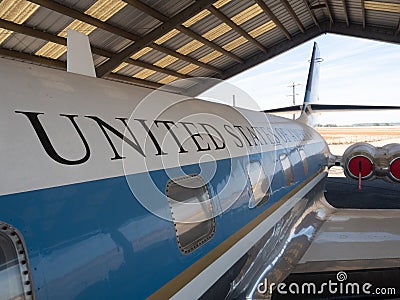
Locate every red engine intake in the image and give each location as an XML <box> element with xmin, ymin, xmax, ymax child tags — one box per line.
<box><xmin>341</xmin><ymin>143</ymin><xmax>400</xmax><ymax>184</ymax></box>
<box><xmin>342</xmin><ymin>143</ymin><xmax>376</xmax><ymax>180</ymax></box>
<box><xmin>382</xmin><ymin>143</ymin><xmax>400</xmax><ymax>183</ymax></box>
<box><xmin>389</xmin><ymin>157</ymin><xmax>400</xmax><ymax>182</ymax></box>
<box><xmin>347</xmin><ymin>155</ymin><xmax>374</xmax><ymax>179</ymax></box>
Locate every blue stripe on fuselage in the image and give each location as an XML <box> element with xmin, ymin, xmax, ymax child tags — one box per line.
<box><xmin>0</xmin><ymin>142</ymin><xmax>327</xmax><ymax>299</ymax></box>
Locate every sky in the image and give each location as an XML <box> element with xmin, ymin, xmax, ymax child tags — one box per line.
<box><xmin>222</xmin><ymin>33</ymin><xmax>400</xmax><ymax>125</ymax></box>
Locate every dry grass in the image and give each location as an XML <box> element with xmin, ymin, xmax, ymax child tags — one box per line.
<box><xmin>316</xmin><ymin>126</ymin><xmax>400</xmax><ymax>145</ymax></box>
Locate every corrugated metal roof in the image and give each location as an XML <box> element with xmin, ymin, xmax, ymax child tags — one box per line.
<box><xmin>2</xmin><ymin>32</ymin><xmax>46</xmax><ymax>53</ymax></box>
<box><xmin>142</xmin><ymin>0</ymin><xmax>195</xmax><ymax>17</ymax></box>
<box><xmin>0</xmin><ymin>0</ymin><xmax>398</xmax><ymax>90</ymax></box>
<box><xmin>367</xmin><ymin>10</ymin><xmax>399</xmax><ymax>28</ymax></box>
<box><xmin>106</xmin><ymin>4</ymin><xmax>160</xmax><ymax>36</ymax></box>
<box><xmin>89</xmin><ymin>29</ymin><xmax>130</xmax><ymax>53</ymax></box>
<box><xmin>24</xmin><ymin>7</ymin><xmax>75</xmax><ymax>34</ymax></box>
<box><xmin>146</xmin><ymin>71</ymin><xmax>167</xmax><ymax>82</ymax></box>
<box><xmin>346</xmin><ymin>0</ymin><xmax>364</xmax><ymax>25</ymax></box>
<box><xmin>329</xmin><ymin>1</ymin><xmax>346</xmax><ymax>23</ymax></box>
<box><xmin>117</xmin><ymin>64</ymin><xmax>144</xmax><ymax>76</ymax></box>
<box><xmin>162</xmin><ymin>32</ymin><xmax>197</xmax><ymax>53</ymax></box>
<box><xmin>57</xmin><ymin>0</ymin><xmax>98</xmax><ymax>11</ymax></box>
<box><xmin>93</xmin><ymin>53</ymin><xmax>107</xmax><ymax>66</ymax></box>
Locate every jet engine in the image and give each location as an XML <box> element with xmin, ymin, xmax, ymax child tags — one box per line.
<box><xmin>383</xmin><ymin>143</ymin><xmax>400</xmax><ymax>183</ymax></box>
<box><xmin>341</xmin><ymin>142</ymin><xmax>400</xmax><ymax>183</ymax></box>
<box><xmin>342</xmin><ymin>143</ymin><xmax>375</xmax><ymax>180</ymax></box>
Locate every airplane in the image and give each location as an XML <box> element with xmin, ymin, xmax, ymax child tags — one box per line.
<box><xmin>0</xmin><ymin>30</ymin><xmax>399</xmax><ymax>300</ymax></box>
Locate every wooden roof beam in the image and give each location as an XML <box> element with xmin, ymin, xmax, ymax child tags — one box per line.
<box><xmin>342</xmin><ymin>0</ymin><xmax>350</xmax><ymax>26</ymax></box>
<box><xmin>207</xmin><ymin>6</ymin><xmax>267</xmax><ymax>53</ymax></box>
<box><xmin>280</xmin><ymin>0</ymin><xmax>305</xmax><ymax>33</ymax></box>
<box><xmin>96</xmin><ymin>0</ymin><xmax>219</xmax><ymax>77</ymax></box>
<box><xmin>0</xmin><ymin>47</ymin><xmax>174</xmax><ymax>90</ymax></box>
<box><xmin>124</xmin><ymin>0</ymin><xmax>243</xmax><ymax>63</ymax></box>
<box><xmin>29</xmin><ymin>0</ymin><xmax>222</xmax><ymax>75</ymax></box>
<box><xmin>302</xmin><ymin>0</ymin><xmax>320</xmax><ymax>28</ymax></box>
<box><xmin>0</xmin><ymin>18</ymin><xmax>189</xmax><ymax>79</ymax></box>
<box><xmin>324</xmin><ymin>0</ymin><xmax>334</xmax><ymax>24</ymax></box>
<box><xmin>361</xmin><ymin>0</ymin><xmax>366</xmax><ymax>29</ymax></box>
<box><xmin>253</xmin><ymin>0</ymin><xmax>291</xmax><ymax>40</ymax></box>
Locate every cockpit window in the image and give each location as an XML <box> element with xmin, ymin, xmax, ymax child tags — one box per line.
<box><xmin>247</xmin><ymin>161</ymin><xmax>270</xmax><ymax>208</ymax></box>
<box><xmin>0</xmin><ymin>225</ymin><xmax>33</xmax><ymax>299</ymax></box>
<box><xmin>280</xmin><ymin>153</ymin><xmax>295</xmax><ymax>185</ymax></box>
<box><xmin>166</xmin><ymin>175</ymin><xmax>215</xmax><ymax>254</ymax></box>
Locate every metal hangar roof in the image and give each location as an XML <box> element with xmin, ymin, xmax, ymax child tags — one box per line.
<box><xmin>0</xmin><ymin>0</ymin><xmax>399</xmax><ymax>92</ymax></box>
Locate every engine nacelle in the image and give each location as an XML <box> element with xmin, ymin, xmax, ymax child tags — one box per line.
<box><xmin>342</xmin><ymin>143</ymin><xmax>375</xmax><ymax>180</ymax></box>
<box><xmin>341</xmin><ymin>142</ymin><xmax>400</xmax><ymax>183</ymax></box>
<box><xmin>383</xmin><ymin>143</ymin><xmax>400</xmax><ymax>183</ymax></box>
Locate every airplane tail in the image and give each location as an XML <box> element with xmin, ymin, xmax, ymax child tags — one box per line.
<box><xmin>263</xmin><ymin>42</ymin><xmax>400</xmax><ymax>124</ymax></box>
<box><xmin>297</xmin><ymin>42</ymin><xmax>321</xmax><ymax>126</ymax></box>
<box><xmin>262</xmin><ymin>42</ymin><xmax>322</xmax><ymax>127</ymax></box>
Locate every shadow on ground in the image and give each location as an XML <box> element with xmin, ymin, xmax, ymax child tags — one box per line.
<box><xmin>325</xmin><ymin>177</ymin><xmax>400</xmax><ymax>209</ymax></box>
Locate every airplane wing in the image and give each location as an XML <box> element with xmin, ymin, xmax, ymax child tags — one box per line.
<box><xmin>288</xmin><ymin>209</ymin><xmax>400</xmax><ymax>297</ymax></box>
<box><xmin>264</xmin><ymin>104</ymin><xmax>400</xmax><ymax>114</ymax></box>
<box><xmin>278</xmin><ymin>178</ymin><xmax>400</xmax><ymax>298</ymax></box>
<box><xmin>296</xmin><ymin>209</ymin><xmax>400</xmax><ymax>273</ymax></box>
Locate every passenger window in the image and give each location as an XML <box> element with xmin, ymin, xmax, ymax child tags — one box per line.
<box><xmin>280</xmin><ymin>153</ymin><xmax>294</xmax><ymax>185</ymax></box>
<box><xmin>0</xmin><ymin>226</ymin><xmax>33</xmax><ymax>299</ymax></box>
<box><xmin>166</xmin><ymin>175</ymin><xmax>215</xmax><ymax>254</ymax></box>
<box><xmin>298</xmin><ymin>148</ymin><xmax>309</xmax><ymax>174</ymax></box>
<box><xmin>247</xmin><ymin>161</ymin><xmax>270</xmax><ymax>208</ymax></box>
